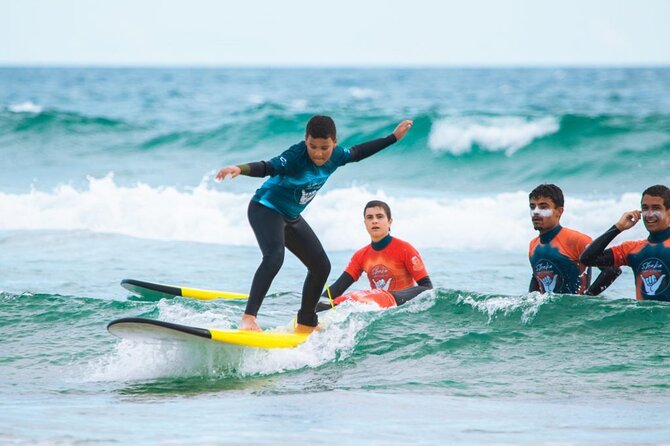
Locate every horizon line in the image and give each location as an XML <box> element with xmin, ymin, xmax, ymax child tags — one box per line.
<box><xmin>1</xmin><ymin>62</ymin><xmax>670</xmax><ymax>70</ymax></box>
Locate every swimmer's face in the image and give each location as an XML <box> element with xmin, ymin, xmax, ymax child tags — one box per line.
<box><xmin>641</xmin><ymin>194</ymin><xmax>670</xmax><ymax>233</ymax></box>
<box><xmin>305</xmin><ymin>135</ymin><xmax>337</xmax><ymax>167</ymax></box>
<box><xmin>364</xmin><ymin>206</ymin><xmax>392</xmax><ymax>242</ymax></box>
<box><xmin>529</xmin><ymin>196</ymin><xmax>563</xmax><ymax>233</ymax></box>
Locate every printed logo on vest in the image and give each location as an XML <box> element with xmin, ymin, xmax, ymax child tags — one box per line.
<box><xmin>411</xmin><ymin>255</ymin><xmax>424</xmax><ymax>272</ymax></box>
<box><xmin>534</xmin><ymin>259</ymin><xmax>563</xmax><ymax>293</ymax></box>
<box><xmin>294</xmin><ymin>181</ymin><xmax>325</xmax><ymax>205</ymax></box>
<box><xmin>370</xmin><ymin>264</ymin><xmax>394</xmax><ymax>291</ymax></box>
<box><xmin>638</xmin><ymin>258</ymin><xmax>669</xmax><ymax>297</ymax></box>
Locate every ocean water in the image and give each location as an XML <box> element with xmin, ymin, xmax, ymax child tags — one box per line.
<box><xmin>1</xmin><ymin>67</ymin><xmax>670</xmax><ymax>444</ymax></box>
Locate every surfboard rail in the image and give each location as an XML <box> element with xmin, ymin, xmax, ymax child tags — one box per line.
<box><xmin>121</xmin><ymin>278</ymin><xmax>248</xmax><ymax>300</ymax></box>
<box><xmin>107</xmin><ymin>317</ymin><xmax>309</xmax><ymax>349</ymax></box>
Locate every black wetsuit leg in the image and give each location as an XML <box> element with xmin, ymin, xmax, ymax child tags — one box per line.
<box><xmin>284</xmin><ymin>217</ymin><xmax>331</xmax><ymax>327</ymax></box>
<box><xmin>245</xmin><ymin>201</ymin><xmax>287</xmax><ymax>317</ymax></box>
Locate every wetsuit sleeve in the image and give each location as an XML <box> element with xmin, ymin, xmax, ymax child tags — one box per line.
<box><xmin>585</xmin><ymin>266</ymin><xmax>622</xmax><ymax>296</ymax></box>
<box><xmin>237</xmin><ymin>161</ymin><xmax>275</xmax><ymax>177</ymax></box>
<box><xmin>579</xmin><ymin>225</ymin><xmax>620</xmax><ymax>267</ymax></box>
<box><xmin>266</xmin><ymin>143</ymin><xmax>303</xmax><ymax>175</ymax></box>
<box><xmin>316</xmin><ymin>272</ymin><xmax>356</xmax><ymax>312</ymax></box>
<box><xmin>349</xmin><ymin>134</ymin><xmax>397</xmax><ymax>162</ymax></box>
<box><xmin>390</xmin><ymin>276</ymin><xmax>433</xmax><ymax>305</ymax></box>
<box><xmin>529</xmin><ymin>275</ymin><xmax>540</xmax><ymax>292</ymax></box>
<box><xmin>321</xmin><ymin>272</ymin><xmax>355</xmax><ymax>299</ymax></box>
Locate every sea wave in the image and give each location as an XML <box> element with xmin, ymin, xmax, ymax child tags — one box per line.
<box><xmin>427</xmin><ymin>116</ymin><xmax>560</xmax><ymax>155</ymax></box>
<box><xmin>8</xmin><ymin>101</ymin><xmax>43</xmax><ymax>114</ymax></box>
<box><xmin>7</xmin><ymin>289</ymin><xmax>669</xmax><ymax>386</ymax></box>
<box><xmin>1</xmin><ymin>108</ymin><xmax>133</xmax><ymax>134</ymax></box>
<box><xmin>0</xmin><ymin>173</ymin><xmax>649</xmax><ymax>251</ymax></box>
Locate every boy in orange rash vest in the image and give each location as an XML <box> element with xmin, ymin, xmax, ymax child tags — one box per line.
<box><xmin>317</xmin><ymin>200</ymin><xmax>432</xmax><ymax>311</ymax></box>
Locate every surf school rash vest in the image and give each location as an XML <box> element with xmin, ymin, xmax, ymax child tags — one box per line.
<box><xmin>344</xmin><ymin>235</ymin><xmax>429</xmax><ymax>291</ymax></box>
<box><xmin>529</xmin><ymin>225</ymin><xmax>592</xmax><ymax>294</ymax></box>
<box><xmin>251</xmin><ymin>142</ymin><xmax>352</xmax><ymax>219</ymax></box>
<box><xmin>610</xmin><ymin>227</ymin><xmax>670</xmax><ymax>301</ymax></box>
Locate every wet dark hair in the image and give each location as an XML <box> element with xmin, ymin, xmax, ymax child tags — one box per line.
<box><xmin>305</xmin><ymin>115</ymin><xmax>336</xmax><ymax>140</ymax></box>
<box><xmin>364</xmin><ymin>200</ymin><xmax>392</xmax><ymax>219</ymax></box>
<box><xmin>529</xmin><ymin>184</ymin><xmax>564</xmax><ymax>208</ymax></box>
<box><xmin>642</xmin><ymin>184</ymin><xmax>670</xmax><ymax>209</ymax></box>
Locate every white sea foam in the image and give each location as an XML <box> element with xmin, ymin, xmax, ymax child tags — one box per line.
<box><xmin>428</xmin><ymin>116</ymin><xmax>559</xmax><ymax>155</ymax></box>
<box><xmin>8</xmin><ymin>101</ymin><xmax>43</xmax><ymax>114</ymax></box>
<box><xmin>0</xmin><ymin>174</ymin><xmax>648</xmax><ymax>252</ymax></box>
<box><xmin>458</xmin><ymin>291</ymin><xmax>554</xmax><ymax>324</ymax></box>
<box><xmin>85</xmin><ymin>301</ymin><xmax>382</xmax><ymax>381</ymax></box>
<box><xmin>348</xmin><ymin>87</ymin><xmax>380</xmax><ymax>99</ymax></box>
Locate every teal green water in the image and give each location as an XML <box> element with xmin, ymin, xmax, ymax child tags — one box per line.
<box><xmin>2</xmin><ymin>68</ymin><xmax>670</xmax><ymax>443</ymax></box>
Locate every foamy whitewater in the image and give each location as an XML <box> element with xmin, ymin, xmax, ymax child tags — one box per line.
<box><xmin>2</xmin><ymin>67</ymin><xmax>670</xmax><ymax>445</ymax></box>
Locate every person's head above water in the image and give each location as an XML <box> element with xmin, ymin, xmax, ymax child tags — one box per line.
<box><xmin>641</xmin><ymin>184</ymin><xmax>670</xmax><ymax>233</ymax></box>
<box><xmin>305</xmin><ymin>115</ymin><xmax>337</xmax><ymax>167</ymax></box>
<box><xmin>364</xmin><ymin>200</ymin><xmax>393</xmax><ymax>243</ymax></box>
<box><xmin>529</xmin><ymin>184</ymin><xmax>564</xmax><ymax>234</ymax></box>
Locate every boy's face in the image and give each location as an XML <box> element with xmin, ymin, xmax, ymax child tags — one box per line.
<box><xmin>364</xmin><ymin>206</ymin><xmax>392</xmax><ymax>242</ymax></box>
<box><xmin>641</xmin><ymin>194</ymin><xmax>670</xmax><ymax>233</ymax></box>
<box><xmin>305</xmin><ymin>135</ymin><xmax>336</xmax><ymax>166</ymax></box>
<box><xmin>529</xmin><ymin>196</ymin><xmax>563</xmax><ymax>233</ymax></box>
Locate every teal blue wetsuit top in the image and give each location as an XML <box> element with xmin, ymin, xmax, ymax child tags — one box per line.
<box><xmin>252</xmin><ymin>142</ymin><xmax>352</xmax><ymax>220</ymax></box>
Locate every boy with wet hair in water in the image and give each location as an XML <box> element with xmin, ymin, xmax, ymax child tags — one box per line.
<box><xmin>528</xmin><ymin>183</ymin><xmax>620</xmax><ymax>295</ymax></box>
<box><xmin>216</xmin><ymin>116</ymin><xmax>414</xmax><ymax>332</ymax></box>
<box><xmin>581</xmin><ymin>185</ymin><xmax>670</xmax><ymax>301</ymax></box>
<box><xmin>316</xmin><ymin>199</ymin><xmax>432</xmax><ymax>311</ymax></box>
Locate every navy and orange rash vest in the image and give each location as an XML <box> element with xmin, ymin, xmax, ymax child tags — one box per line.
<box><xmin>529</xmin><ymin>225</ymin><xmax>592</xmax><ymax>294</ymax></box>
<box><xmin>608</xmin><ymin>227</ymin><xmax>670</xmax><ymax>301</ymax></box>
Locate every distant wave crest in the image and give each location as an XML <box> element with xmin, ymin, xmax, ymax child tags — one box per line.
<box><xmin>428</xmin><ymin>116</ymin><xmax>560</xmax><ymax>155</ymax></box>
<box><xmin>8</xmin><ymin>101</ymin><xmax>43</xmax><ymax>114</ymax></box>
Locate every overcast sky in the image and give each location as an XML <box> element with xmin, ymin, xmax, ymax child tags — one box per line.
<box><xmin>2</xmin><ymin>0</ymin><xmax>669</xmax><ymax>66</ymax></box>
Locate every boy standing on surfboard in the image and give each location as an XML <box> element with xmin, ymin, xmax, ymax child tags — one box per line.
<box><xmin>316</xmin><ymin>200</ymin><xmax>432</xmax><ymax>311</ymax></box>
<box><xmin>216</xmin><ymin>116</ymin><xmax>413</xmax><ymax>333</ymax></box>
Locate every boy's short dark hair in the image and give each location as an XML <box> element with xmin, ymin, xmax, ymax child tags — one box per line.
<box><xmin>364</xmin><ymin>200</ymin><xmax>392</xmax><ymax>219</ymax></box>
<box><xmin>306</xmin><ymin>115</ymin><xmax>336</xmax><ymax>140</ymax></box>
<box><xmin>529</xmin><ymin>184</ymin><xmax>564</xmax><ymax>208</ymax></box>
<box><xmin>642</xmin><ymin>184</ymin><xmax>670</xmax><ymax>209</ymax></box>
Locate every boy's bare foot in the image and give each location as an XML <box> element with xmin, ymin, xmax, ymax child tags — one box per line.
<box><xmin>239</xmin><ymin>314</ymin><xmax>262</xmax><ymax>331</ymax></box>
<box><xmin>295</xmin><ymin>323</ymin><xmax>321</xmax><ymax>334</ymax></box>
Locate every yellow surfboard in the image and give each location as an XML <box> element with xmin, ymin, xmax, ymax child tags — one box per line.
<box><xmin>107</xmin><ymin>317</ymin><xmax>309</xmax><ymax>349</ymax></box>
<box><xmin>121</xmin><ymin>279</ymin><xmax>248</xmax><ymax>300</ymax></box>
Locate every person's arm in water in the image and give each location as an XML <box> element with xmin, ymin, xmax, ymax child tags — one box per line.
<box><xmin>317</xmin><ymin>275</ymin><xmax>434</xmax><ymax>312</ymax></box>
<box><xmin>580</xmin><ymin>210</ymin><xmax>641</xmax><ymax>267</ymax></box>
<box><xmin>215</xmin><ymin>120</ymin><xmax>414</xmax><ymax>181</ymax></box>
<box><xmin>323</xmin><ymin>272</ymin><xmax>355</xmax><ymax>298</ymax></box>
<box><xmin>315</xmin><ymin>272</ymin><xmax>356</xmax><ymax>311</ymax></box>
<box><xmin>389</xmin><ymin>276</ymin><xmax>433</xmax><ymax>305</ymax></box>
<box><xmin>584</xmin><ymin>266</ymin><xmax>622</xmax><ymax>295</ymax></box>
<box><xmin>529</xmin><ymin>276</ymin><xmax>540</xmax><ymax>293</ymax></box>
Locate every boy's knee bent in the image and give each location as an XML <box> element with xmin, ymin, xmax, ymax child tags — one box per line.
<box><xmin>262</xmin><ymin>251</ymin><xmax>285</xmax><ymax>273</ymax></box>
<box><xmin>311</xmin><ymin>255</ymin><xmax>331</xmax><ymax>281</ymax></box>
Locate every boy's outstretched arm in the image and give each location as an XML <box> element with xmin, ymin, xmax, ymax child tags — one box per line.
<box><xmin>216</xmin><ymin>162</ymin><xmax>275</xmax><ymax>181</ymax></box>
<box><xmin>349</xmin><ymin>120</ymin><xmax>413</xmax><ymax>162</ymax></box>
